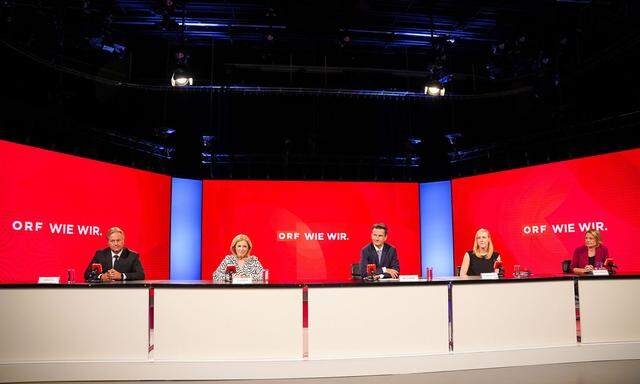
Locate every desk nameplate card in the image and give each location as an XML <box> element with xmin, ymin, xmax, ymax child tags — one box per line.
<box><xmin>480</xmin><ymin>273</ymin><xmax>499</xmax><ymax>280</ymax></box>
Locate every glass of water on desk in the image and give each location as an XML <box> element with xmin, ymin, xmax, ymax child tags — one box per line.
<box><xmin>513</xmin><ymin>264</ymin><xmax>520</xmax><ymax>278</ymax></box>
<box><xmin>66</xmin><ymin>268</ymin><xmax>75</xmax><ymax>284</ymax></box>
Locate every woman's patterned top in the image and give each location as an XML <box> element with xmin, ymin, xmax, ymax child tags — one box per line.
<box><xmin>213</xmin><ymin>254</ymin><xmax>264</xmax><ymax>281</ymax></box>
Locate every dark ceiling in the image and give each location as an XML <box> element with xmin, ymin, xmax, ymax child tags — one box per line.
<box><xmin>1</xmin><ymin>1</ymin><xmax>639</xmax><ymax>181</ymax></box>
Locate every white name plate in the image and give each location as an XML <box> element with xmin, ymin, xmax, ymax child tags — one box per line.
<box><xmin>592</xmin><ymin>269</ymin><xmax>610</xmax><ymax>276</ymax></box>
<box><xmin>38</xmin><ymin>277</ymin><xmax>60</xmax><ymax>284</ymax></box>
<box><xmin>399</xmin><ymin>275</ymin><xmax>419</xmax><ymax>281</ymax></box>
<box><xmin>232</xmin><ymin>277</ymin><xmax>253</xmax><ymax>284</ymax></box>
<box><xmin>480</xmin><ymin>272</ymin><xmax>499</xmax><ymax>280</ymax></box>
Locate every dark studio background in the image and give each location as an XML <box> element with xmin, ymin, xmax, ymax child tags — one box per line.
<box><xmin>1</xmin><ymin>0</ymin><xmax>639</xmax><ymax>181</ymax></box>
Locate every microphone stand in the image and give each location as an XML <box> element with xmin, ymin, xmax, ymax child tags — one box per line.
<box><xmin>365</xmin><ymin>270</ymin><xmax>377</xmax><ymax>281</ymax></box>
<box><xmin>87</xmin><ymin>269</ymin><xmax>101</xmax><ymax>283</ymax></box>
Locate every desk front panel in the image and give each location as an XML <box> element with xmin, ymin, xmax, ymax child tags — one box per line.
<box><xmin>153</xmin><ymin>287</ymin><xmax>303</xmax><ymax>360</ymax></box>
<box><xmin>452</xmin><ymin>280</ymin><xmax>576</xmax><ymax>352</ymax></box>
<box><xmin>579</xmin><ymin>278</ymin><xmax>640</xmax><ymax>343</ymax></box>
<box><xmin>308</xmin><ymin>285</ymin><xmax>449</xmax><ymax>358</ymax></box>
<box><xmin>0</xmin><ymin>288</ymin><xmax>149</xmax><ymax>362</ymax></box>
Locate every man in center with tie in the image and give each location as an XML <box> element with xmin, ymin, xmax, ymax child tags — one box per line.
<box><xmin>83</xmin><ymin>226</ymin><xmax>145</xmax><ymax>281</ymax></box>
<box><xmin>359</xmin><ymin>223</ymin><xmax>400</xmax><ymax>279</ymax></box>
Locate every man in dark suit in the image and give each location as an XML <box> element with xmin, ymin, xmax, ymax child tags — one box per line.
<box><xmin>359</xmin><ymin>223</ymin><xmax>400</xmax><ymax>279</ymax></box>
<box><xmin>84</xmin><ymin>227</ymin><xmax>145</xmax><ymax>281</ymax></box>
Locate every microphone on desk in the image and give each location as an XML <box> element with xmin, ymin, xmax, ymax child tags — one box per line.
<box><xmin>365</xmin><ymin>264</ymin><xmax>377</xmax><ymax>281</ymax></box>
<box><xmin>604</xmin><ymin>258</ymin><xmax>617</xmax><ymax>274</ymax></box>
<box><xmin>493</xmin><ymin>260</ymin><xmax>504</xmax><ymax>277</ymax></box>
<box><xmin>225</xmin><ymin>265</ymin><xmax>237</xmax><ymax>282</ymax></box>
<box><xmin>87</xmin><ymin>263</ymin><xmax>102</xmax><ymax>282</ymax></box>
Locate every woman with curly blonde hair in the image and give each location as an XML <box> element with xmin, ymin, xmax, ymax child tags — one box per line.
<box><xmin>213</xmin><ymin>234</ymin><xmax>264</xmax><ymax>281</ymax></box>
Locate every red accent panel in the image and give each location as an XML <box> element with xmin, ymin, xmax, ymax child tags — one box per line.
<box><xmin>452</xmin><ymin>149</ymin><xmax>640</xmax><ymax>275</ymax></box>
<box><xmin>0</xmin><ymin>140</ymin><xmax>171</xmax><ymax>282</ymax></box>
<box><xmin>202</xmin><ymin>180</ymin><xmax>420</xmax><ymax>281</ymax></box>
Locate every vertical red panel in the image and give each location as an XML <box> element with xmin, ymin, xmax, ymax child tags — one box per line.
<box><xmin>202</xmin><ymin>180</ymin><xmax>420</xmax><ymax>281</ymax></box>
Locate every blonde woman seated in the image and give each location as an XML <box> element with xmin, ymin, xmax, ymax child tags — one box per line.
<box><xmin>460</xmin><ymin>228</ymin><xmax>501</xmax><ymax>276</ymax></box>
<box><xmin>213</xmin><ymin>234</ymin><xmax>264</xmax><ymax>281</ymax></box>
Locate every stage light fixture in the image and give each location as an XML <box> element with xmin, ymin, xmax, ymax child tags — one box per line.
<box><xmin>157</xmin><ymin>127</ymin><xmax>175</xmax><ymax>136</ymax></box>
<box><xmin>201</xmin><ymin>135</ymin><xmax>215</xmax><ymax>147</ymax></box>
<box><xmin>265</xmin><ymin>32</ymin><xmax>275</xmax><ymax>42</ymax></box>
<box><xmin>171</xmin><ymin>67</ymin><xmax>193</xmax><ymax>87</ymax></box>
<box><xmin>444</xmin><ymin>132</ymin><xmax>462</xmax><ymax>145</ymax></box>
<box><xmin>424</xmin><ymin>82</ymin><xmax>445</xmax><ymax>96</ymax></box>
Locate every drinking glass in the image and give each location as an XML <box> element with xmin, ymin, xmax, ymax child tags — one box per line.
<box><xmin>513</xmin><ymin>265</ymin><xmax>521</xmax><ymax>278</ymax></box>
<box><xmin>67</xmin><ymin>268</ymin><xmax>76</xmax><ymax>284</ymax></box>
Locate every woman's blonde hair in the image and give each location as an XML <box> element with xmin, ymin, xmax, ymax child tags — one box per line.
<box><xmin>230</xmin><ymin>234</ymin><xmax>253</xmax><ymax>257</ymax></box>
<box><xmin>585</xmin><ymin>229</ymin><xmax>602</xmax><ymax>246</ymax></box>
<box><xmin>472</xmin><ymin>228</ymin><xmax>494</xmax><ymax>259</ymax></box>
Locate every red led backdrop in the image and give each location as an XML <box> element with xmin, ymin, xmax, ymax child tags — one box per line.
<box><xmin>202</xmin><ymin>180</ymin><xmax>421</xmax><ymax>281</ymax></box>
<box><xmin>0</xmin><ymin>140</ymin><xmax>171</xmax><ymax>282</ymax></box>
<box><xmin>452</xmin><ymin>148</ymin><xmax>640</xmax><ymax>275</ymax></box>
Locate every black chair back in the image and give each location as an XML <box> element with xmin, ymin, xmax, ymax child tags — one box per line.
<box><xmin>351</xmin><ymin>263</ymin><xmax>361</xmax><ymax>279</ymax></box>
<box><xmin>561</xmin><ymin>260</ymin><xmax>571</xmax><ymax>273</ymax></box>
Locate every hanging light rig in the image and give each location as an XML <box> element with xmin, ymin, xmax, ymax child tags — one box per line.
<box><xmin>170</xmin><ymin>2</ymin><xmax>194</xmax><ymax>87</ymax></box>
<box><xmin>171</xmin><ymin>50</ymin><xmax>194</xmax><ymax>87</ymax></box>
<box><xmin>424</xmin><ymin>81</ymin><xmax>445</xmax><ymax>96</ymax></box>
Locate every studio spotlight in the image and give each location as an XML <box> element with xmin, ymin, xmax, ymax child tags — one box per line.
<box><xmin>338</xmin><ymin>34</ymin><xmax>352</xmax><ymax>48</ymax></box>
<box><xmin>201</xmin><ymin>135</ymin><xmax>216</xmax><ymax>147</ymax></box>
<box><xmin>444</xmin><ymin>132</ymin><xmax>462</xmax><ymax>145</ymax></box>
<box><xmin>171</xmin><ymin>67</ymin><xmax>193</xmax><ymax>87</ymax></box>
<box><xmin>265</xmin><ymin>32</ymin><xmax>275</xmax><ymax>42</ymax></box>
<box><xmin>424</xmin><ymin>82</ymin><xmax>445</xmax><ymax>96</ymax></box>
<box><xmin>156</xmin><ymin>127</ymin><xmax>175</xmax><ymax>137</ymax></box>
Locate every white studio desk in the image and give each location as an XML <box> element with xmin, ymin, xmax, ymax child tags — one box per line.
<box><xmin>578</xmin><ymin>277</ymin><xmax>640</xmax><ymax>343</ymax></box>
<box><xmin>0</xmin><ymin>286</ymin><xmax>149</xmax><ymax>362</ymax></box>
<box><xmin>153</xmin><ymin>285</ymin><xmax>303</xmax><ymax>360</ymax></box>
<box><xmin>1</xmin><ymin>276</ymin><xmax>639</xmax><ymax>382</ymax></box>
<box><xmin>451</xmin><ymin>278</ymin><xmax>577</xmax><ymax>352</ymax></box>
<box><xmin>307</xmin><ymin>282</ymin><xmax>449</xmax><ymax>358</ymax></box>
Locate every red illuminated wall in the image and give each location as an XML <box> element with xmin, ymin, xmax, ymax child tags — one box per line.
<box><xmin>452</xmin><ymin>149</ymin><xmax>640</xmax><ymax>275</ymax></box>
<box><xmin>0</xmin><ymin>140</ymin><xmax>171</xmax><ymax>282</ymax></box>
<box><xmin>202</xmin><ymin>181</ymin><xmax>421</xmax><ymax>281</ymax></box>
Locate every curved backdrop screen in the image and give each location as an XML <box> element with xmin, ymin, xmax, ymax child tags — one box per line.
<box><xmin>0</xmin><ymin>140</ymin><xmax>171</xmax><ymax>282</ymax></box>
<box><xmin>452</xmin><ymin>148</ymin><xmax>640</xmax><ymax>275</ymax></box>
<box><xmin>202</xmin><ymin>180</ymin><xmax>421</xmax><ymax>281</ymax></box>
